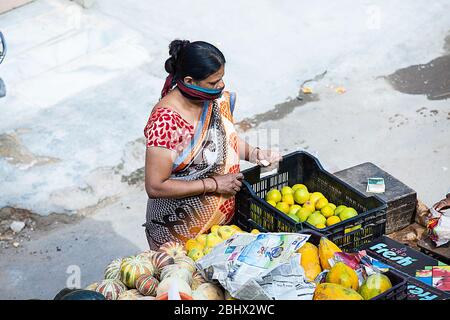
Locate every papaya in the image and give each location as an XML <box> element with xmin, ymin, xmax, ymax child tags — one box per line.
<box><xmin>359</xmin><ymin>273</ymin><xmax>392</xmax><ymax>300</ymax></box>
<box><xmin>326</xmin><ymin>262</ymin><xmax>359</xmax><ymax>290</ymax></box>
<box><xmin>313</xmin><ymin>283</ymin><xmax>364</xmax><ymax>300</ymax></box>
<box><xmin>318</xmin><ymin>237</ymin><xmax>342</xmax><ymax>270</ymax></box>
<box><xmin>297</xmin><ymin>242</ymin><xmax>322</xmax><ymax>281</ymax></box>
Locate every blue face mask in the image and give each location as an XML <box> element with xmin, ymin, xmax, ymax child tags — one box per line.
<box><xmin>176</xmin><ymin>79</ymin><xmax>224</xmax><ymax>101</ymax></box>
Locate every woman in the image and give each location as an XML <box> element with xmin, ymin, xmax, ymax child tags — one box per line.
<box><xmin>143</xmin><ymin>40</ymin><xmax>281</xmax><ymax>250</ymax></box>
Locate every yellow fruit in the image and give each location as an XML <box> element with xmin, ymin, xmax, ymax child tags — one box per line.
<box><xmin>306</xmin><ymin>212</ymin><xmax>326</xmax><ymax>226</ymax></box>
<box><xmin>195</xmin><ymin>234</ymin><xmax>207</xmax><ymax>247</ymax></box>
<box><xmin>315</xmin><ymin>223</ymin><xmax>326</xmax><ymax>229</ymax></box>
<box><xmin>276</xmin><ymin>202</ymin><xmax>290</xmax><ymax>214</ymax></box>
<box><xmin>328</xmin><ymin>203</ymin><xmax>337</xmax><ymax>211</ymax></box>
<box><xmin>321</xmin><ymin>205</ymin><xmax>335</xmax><ymax>218</ymax></box>
<box><xmin>185</xmin><ymin>239</ymin><xmax>203</xmax><ymax>252</ymax></box>
<box><xmin>326</xmin><ymin>216</ymin><xmax>341</xmax><ymax>227</ymax></box>
<box><xmin>310</xmin><ymin>192</ymin><xmax>324</xmax><ymax>205</ymax></box>
<box><xmin>267</xmin><ymin>200</ymin><xmax>277</xmax><ymax>207</ymax></box>
<box><xmin>288</xmin><ymin>213</ymin><xmax>300</xmax><ymax>223</ymax></box>
<box><xmin>318</xmin><ymin>237</ymin><xmax>342</xmax><ymax>270</ymax></box>
<box><xmin>334</xmin><ymin>205</ymin><xmax>347</xmax><ymax>216</ymax></box>
<box><xmin>296</xmin><ymin>207</ymin><xmax>313</xmax><ymax>222</ymax></box>
<box><xmin>210</xmin><ymin>225</ymin><xmax>220</xmax><ymax>234</ymax></box>
<box><xmin>206</xmin><ymin>233</ymin><xmax>223</xmax><ymax>248</ymax></box>
<box><xmin>188</xmin><ymin>248</ymin><xmax>204</xmax><ymax>261</ymax></box>
<box><xmin>296</xmin><ymin>242</ymin><xmax>322</xmax><ymax>281</ymax></box>
<box><xmin>302</xmin><ymin>201</ymin><xmax>316</xmax><ymax>213</ymax></box>
<box><xmin>339</xmin><ymin>207</ymin><xmax>358</xmax><ymax>221</ymax></box>
<box><xmin>293</xmin><ymin>189</ymin><xmax>310</xmax><ymax>205</ymax></box>
<box><xmin>344</xmin><ymin>224</ymin><xmax>362</xmax><ymax>234</ymax></box>
<box><xmin>315</xmin><ymin>197</ymin><xmax>329</xmax><ymax>210</ymax></box>
<box><xmin>326</xmin><ymin>262</ymin><xmax>359</xmax><ymax>290</ymax></box>
<box><xmin>292</xmin><ymin>184</ymin><xmax>308</xmax><ymax>192</ymax></box>
<box><xmin>250</xmin><ymin>229</ymin><xmax>260</xmax><ymax>234</ymax></box>
<box><xmin>217</xmin><ymin>226</ymin><xmax>236</xmax><ymax>240</ymax></box>
<box><xmin>313</xmin><ymin>283</ymin><xmax>364</xmax><ymax>300</ymax></box>
<box><xmin>229</xmin><ymin>225</ymin><xmax>242</xmax><ymax>232</ymax></box>
<box><xmin>281</xmin><ymin>186</ymin><xmax>294</xmax><ymax>195</ymax></box>
<box><xmin>203</xmin><ymin>247</ymin><xmax>212</xmax><ymax>255</ymax></box>
<box><xmin>358</xmin><ymin>273</ymin><xmax>393</xmax><ymax>300</ymax></box>
<box><xmin>289</xmin><ymin>205</ymin><xmax>302</xmax><ymax>215</ymax></box>
<box><xmin>265</xmin><ymin>189</ymin><xmax>282</xmax><ymax>203</ymax></box>
<box><xmin>282</xmin><ymin>194</ymin><xmax>294</xmax><ymax>206</ymax></box>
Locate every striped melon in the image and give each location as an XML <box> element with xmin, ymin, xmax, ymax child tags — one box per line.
<box><xmin>95</xmin><ymin>279</ymin><xmax>127</xmax><ymax>300</ymax></box>
<box><xmin>138</xmin><ymin>250</ymin><xmax>158</xmax><ymax>260</ymax></box>
<box><xmin>136</xmin><ymin>274</ymin><xmax>159</xmax><ymax>296</ymax></box>
<box><xmin>120</xmin><ymin>256</ymin><xmax>155</xmax><ymax>288</ymax></box>
<box><xmin>158</xmin><ymin>241</ymin><xmax>186</xmax><ymax>258</ymax></box>
<box><xmin>174</xmin><ymin>255</ymin><xmax>197</xmax><ymax>274</ymax></box>
<box><xmin>161</xmin><ymin>266</ymin><xmax>193</xmax><ymax>285</ymax></box>
<box><xmin>104</xmin><ymin>258</ymin><xmax>123</xmax><ymax>280</ymax></box>
<box><xmin>150</xmin><ymin>252</ymin><xmax>175</xmax><ymax>276</ymax></box>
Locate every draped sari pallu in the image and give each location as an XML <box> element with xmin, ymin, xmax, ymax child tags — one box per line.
<box><xmin>144</xmin><ymin>91</ymin><xmax>240</xmax><ymax>250</ymax></box>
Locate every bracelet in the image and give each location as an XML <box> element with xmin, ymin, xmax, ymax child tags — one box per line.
<box><xmin>200</xmin><ymin>179</ymin><xmax>207</xmax><ymax>196</ymax></box>
<box><xmin>209</xmin><ymin>176</ymin><xmax>219</xmax><ymax>193</ymax></box>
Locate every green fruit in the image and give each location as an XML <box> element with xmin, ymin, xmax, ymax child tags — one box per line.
<box><xmin>281</xmin><ymin>186</ymin><xmax>294</xmax><ymax>195</ymax></box>
<box><xmin>266</xmin><ymin>189</ymin><xmax>282</xmax><ymax>203</ymax></box>
<box><xmin>276</xmin><ymin>202</ymin><xmax>290</xmax><ymax>214</ymax></box>
<box><xmin>289</xmin><ymin>205</ymin><xmax>302</xmax><ymax>215</ymax></box>
<box><xmin>292</xmin><ymin>184</ymin><xmax>308</xmax><ymax>192</ymax></box>
<box><xmin>294</xmin><ymin>189</ymin><xmax>310</xmax><ymax>205</ymax></box>
<box><xmin>335</xmin><ymin>205</ymin><xmax>347</xmax><ymax>216</ymax></box>
<box><xmin>321</xmin><ymin>205</ymin><xmax>335</xmax><ymax>218</ymax></box>
<box><xmin>339</xmin><ymin>207</ymin><xmax>358</xmax><ymax>221</ymax></box>
<box><xmin>306</xmin><ymin>212</ymin><xmax>326</xmax><ymax>226</ymax></box>
<box><xmin>296</xmin><ymin>208</ymin><xmax>313</xmax><ymax>222</ymax></box>
<box><xmin>288</xmin><ymin>213</ymin><xmax>300</xmax><ymax>223</ymax></box>
<box><xmin>359</xmin><ymin>273</ymin><xmax>392</xmax><ymax>300</ymax></box>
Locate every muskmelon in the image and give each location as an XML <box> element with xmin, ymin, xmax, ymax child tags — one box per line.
<box><xmin>136</xmin><ymin>274</ymin><xmax>159</xmax><ymax>296</ymax></box>
<box><xmin>95</xmin><ymin>279</ymin><xmax>127</xmax><ymax>300</ymax></box>
<box><xmin>120</xmin><ymin>255</ymin><xmax>155</xmax><ymax>288</ymax></box>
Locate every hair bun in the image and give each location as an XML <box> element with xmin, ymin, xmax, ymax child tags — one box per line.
<box><xmin>168</xmin><ymin>39</ymin><xmax>190</xmax><ymax>60</ymax></box>
<box><xmin>165</xmin><ymin>39</ymin><xmax>190</xmax><ymax>74</ymax></box>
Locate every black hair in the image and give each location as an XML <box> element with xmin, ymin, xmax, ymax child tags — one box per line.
<box><xmin>164</xmin><ymin>40</ymin><xmax>226</xmax><ymax>81</ymax></box>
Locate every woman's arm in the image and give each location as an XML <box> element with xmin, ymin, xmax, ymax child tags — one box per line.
<box><xmin>237</xmin><ymin>136</ymin><xmax>254</xmax><ymax>161</ymax></box>
<box><xmin>145</xmin><ymin>147</ymin><xmax>243</xmax><ymax>199</ymax></box>
<box><xmin>237</xmin><ymin>136</ymin><xmax>282</xmax><ymax>165</ymax></box>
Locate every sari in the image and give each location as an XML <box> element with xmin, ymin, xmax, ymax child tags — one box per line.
<box><xmin>143</xmin><ymin>91</ymin><xmax>240</xmax><ymax>250</ymax></box>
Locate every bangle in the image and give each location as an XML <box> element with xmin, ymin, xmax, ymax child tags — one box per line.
<box><xmin>201</xmin><ymin>179</ymin><xmax>207</xmax><ymax>196</ymax></box>
<box><xmin>209</xmin><ymin>176</ymin><xmax>219</xmax><ymax>193</ymax></box>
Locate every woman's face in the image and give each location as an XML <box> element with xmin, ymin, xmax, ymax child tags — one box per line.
<box><xmin>185</xmin><ymin>65</ymin><xmax>225</xmax><ymax>90</ymax></box>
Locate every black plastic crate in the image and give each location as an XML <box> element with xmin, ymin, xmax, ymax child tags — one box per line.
<box><xmin>231</xmin><ymin>217</ymin><xmax>407</xmax><ymax>300</ymax></box>
<box><xmin>235</xmin><ymin>151</ymin><xmax>388</xmax><ymax>251</ymax></box>
<box><xmin>334</xmin><ymin>162</ymin><xmax>417</xmax><ymax>234</ymax></box>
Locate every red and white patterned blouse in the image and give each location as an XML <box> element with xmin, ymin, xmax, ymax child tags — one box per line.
<box><xmin>144</xmin><ymin>108</ymin><xmax>194</xmax><ymax>152</ymax></box>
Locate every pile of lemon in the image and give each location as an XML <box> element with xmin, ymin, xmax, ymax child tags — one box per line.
<box><xmin>185</xmin><ymin>225</ymin><xmax>260</xmax><ymax>262</ymax></box>
<box><xmin>264</xmin><ymin>184</ymin><xmax>359</xmax><ymax>230</ymax></box>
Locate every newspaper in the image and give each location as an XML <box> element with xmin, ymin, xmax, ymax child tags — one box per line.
<box><xmin>195</xmin><ymin>232</ymin><xmax>316</xmax><ymax>300</ymax></box>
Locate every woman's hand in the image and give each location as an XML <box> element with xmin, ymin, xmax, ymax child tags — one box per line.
<box><xmin>250</xmin><ymin>148</ymin><xmax>282</xmax><ymax>167</ymax></box>
<box><xmin>208</xmin><ymin>173</ymin><xmax>243</xmax><ymax>196</ymax></box>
